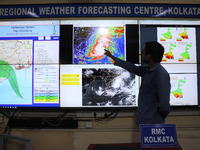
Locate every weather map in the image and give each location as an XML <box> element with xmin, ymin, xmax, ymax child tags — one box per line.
<box><xmin>171</xmin><ymin>79</ymin><xmax>186</xmax><ymax>98</ymax></box>
<box><xmin>0</xmin><ymin>64</ymin><xmax>32</xmax><ymax>105</ymax></box>
<box><xmin>0</xmin><ymin>60</ymin><xmax>23</xmax><ymax>98</ymax></box>
<box><xmin>73</xmin><ymin>27</ymin><xmax>125</xmax><ymax>64</ymax></box>
<box><xmin>170</xmin><ymin>74</ymin><xmax>198</xmax><ymax>106</ymax></box>
<box><xmin>0</xmin><ymin>40</ymin><xmax>33</xmax><ymax>105</ymax></box>
<box><xmin>0</xmin><ymin>40</ymin><xmax>33</xmax><ymax>65</ymax></box>
<box><xmin>0</xmin><ymin>21</ymin><xmax>60</xmax><ymax>108</ymax></box>
<box><xmin>82</xmin><ymin>68</ymin><xmax>137</xmax><ymax>106</ymax></box>
<box><xmin>157</xmin><ymin>27</ymin><xmax>196</xmax><ymax>63</ymax></box>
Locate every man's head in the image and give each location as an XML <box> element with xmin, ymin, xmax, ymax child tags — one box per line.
<box><xmin>142</xmin><ymin>41</ymin><xmax>164</xmax><ymax>63</ymax></box>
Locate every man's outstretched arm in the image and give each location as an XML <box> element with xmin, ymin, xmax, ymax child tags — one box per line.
<box><xmin>104</xmin><ymin>49</ymin><xmax>145</xmax><ymax>76</ymax></box>
<box><xmin>104</xmin><ymin>49</ymin><xmax>116</xmax><ymax>61</ymax></box>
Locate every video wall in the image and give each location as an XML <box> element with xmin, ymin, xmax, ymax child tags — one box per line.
<box><xmin>0</xmin><ymin>19</ymin><xmax>199</xmax><ymax>109</ymax></box>
<box><xmin>60</xmin><ymin>20</ymin><xmax>139</xmax><ymax>108</ymax></box>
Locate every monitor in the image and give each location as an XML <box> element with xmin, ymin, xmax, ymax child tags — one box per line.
<box><xmin>0</xmin><ymin>20</ymin><xmax>60</xmax><ymax>108</ymax></box>
<box><xmin>59</xmin><ymin>20</ymin><xmax>140</xmax><ymax>108</ymax></box>
<box><xmin>139</xmin><ymin>20</ymin><xmax>200</xmax><ymax>106</ymax></box>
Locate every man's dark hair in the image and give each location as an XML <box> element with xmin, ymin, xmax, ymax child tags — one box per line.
<box><xmin>145</xmin><ymin>41</ymin><xmax>164</xmax><ymax>63</ymax></box>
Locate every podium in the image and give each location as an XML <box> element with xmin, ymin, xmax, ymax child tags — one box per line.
<box><xmin>87</xmin><ymin>143</ymin><xmax>182</xmax><ymax>150</ymax></box>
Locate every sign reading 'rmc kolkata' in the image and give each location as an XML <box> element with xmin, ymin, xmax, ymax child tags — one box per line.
<box><xmin>140</xmin><ymin>124</ymin><xmax>179</xmax><ymax>148</ymax></box>
<box><xmin>0</xmin><ymin>4</ymin><xmax>200</xmax><ymax>19</ymax></box>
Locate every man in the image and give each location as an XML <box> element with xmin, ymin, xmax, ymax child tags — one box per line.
<box><xmin>104</xmin><ymin>41</ymin><xmax>171</xmax><ymax>125</ymax></box>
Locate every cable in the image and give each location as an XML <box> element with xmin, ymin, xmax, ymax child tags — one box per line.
<box><xmin>0</xmin><ymin>109</ymin><xmax>11</xmax><ymax>118</ymax></box>
<box><xmin>3</xmin><ymin>109</ymin><xmax>21</xmax><ymax>135</ymax></box>
<box><xmin>42</xmin><ymin>111</ymin><xmax>77</xmax><ymax>128</ymax></box>
<box><xmin>43</xmin><ymin>116</ymin><xmax>62</xmax><ymax>127</ymax></box>
<box><xmin>94</xmin><ymin>110</ymin><xmax>119</xmax><ymax>124</ymax></box>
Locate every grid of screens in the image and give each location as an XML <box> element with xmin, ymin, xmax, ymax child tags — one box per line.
<box><xmin>59</xmin><ymin>20</ymin><xmax>139</xmax><ymax>108</ymax></box>
<box><xmin>0</xmin><ymin>19</ymin><xmax>199</xmax><ymax>109</ymax></box>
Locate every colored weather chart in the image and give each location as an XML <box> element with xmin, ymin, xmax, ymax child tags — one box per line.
<box><xmin>160</xmin><ymin>27</ymin><xmax>172</xmax><ymax>40</ymax></box>
<box><xmin>157</xmin><ymin>27</ymin><xmax>196</xmax><ymax>63</ymax></box>
<box><xmin>171</xmin><ymin>79</ymin><xmax>185</xmax><ymax>98</ymax></box>
<box><xmin>0</xmin><ymin>63</ymin><xmax>32</xmax><ymax>106</ymax></box>
<box><xmin>73</xmin><ymin>27</ymin><xmax>125</xmax><ymax>64</ymax></box>
<box><xmin>82</xmin><ymin>68</ymin><xmax>137</xmax><ymax>106</ymax></box>
<box><xmin>169</xmin><ymin>74</ymin><xmax>198</xmax><ymax>106</ymax></box>
<box><xmin>0</xmin><ymin>40</ymin><xmax>33</xmax><ymax>106</ymax></box>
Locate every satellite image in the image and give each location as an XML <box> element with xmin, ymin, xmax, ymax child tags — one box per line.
<box><xmin>74</xmin><ymin>27</ymin><xmax>125</xmax><ymax>64</ymax></box>
<box><xmin>82</xmin><ymin>68</ymin><xmax>137</xmax><ymax>106</ymax></box>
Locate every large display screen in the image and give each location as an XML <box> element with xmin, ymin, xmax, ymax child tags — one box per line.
<box><xmin>60</xmin><ymin>20</ymin><xmax>139</xmax><ymax>64</ymax></box>
<box><xmin>60</xmin><ymin>20</ymin><xmax>140</xmax><ymax>108</ymax></box>
<box><xmin>60</xmin><ymin>65</ymin><xmax>139</xmax><ymax>107</ymax></box>
<box><xmin>139</xmin><ymin>20</ymin><xmax>200</xmax><ymax>106</ymax></box>
<box><xmin>0</xmin><ymin>21</ymin><xmax>60</xmax><ymax>108</ymax></box>
<box><xmin>0</xmin><ymin>19</ymin><xmax>199</xmax><ymax>109</ymax></box>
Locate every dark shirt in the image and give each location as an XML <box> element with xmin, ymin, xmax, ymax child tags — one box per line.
<box><xmin>114</xmin><ymin>58</ymin><xmax>171</xmax><ymax>124</ymax></box>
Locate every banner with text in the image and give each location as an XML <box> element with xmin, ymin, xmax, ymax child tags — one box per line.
<box><xmin>0</xmin><ymin>4</ymin><xmax>200</xmax><ymax>19</ymax></box>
